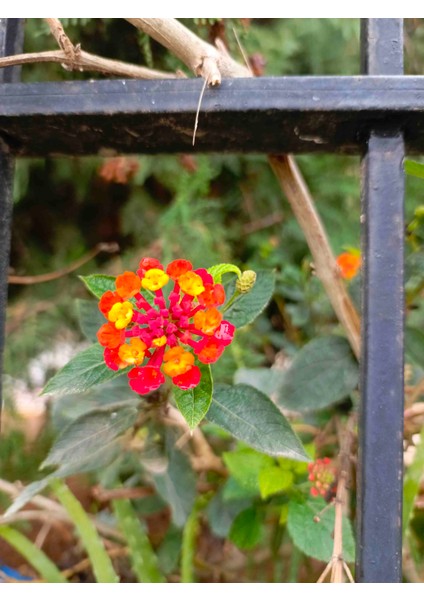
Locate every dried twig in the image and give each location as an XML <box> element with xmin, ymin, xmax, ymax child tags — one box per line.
<box><xmin>45</xmin><ymin>18</ymin><xmax>80</xmax><ymax>65</ymax></box>
<box><xmin>126</xmin><ymin>18</ymin><xmax>249</xmax><ymax>85</ymax></box>
<box><xmin>8</xmin><ymin>242</ymin><xmax>118</xmax><ymax>285</ymax></box>
<box><xmin>0</xmin><ymin>49</ymin><xmax>178</xmax><ymax>80</ymax></box>
<box><xmin>317</xmin><ymin>415</ymin><xmax>356</xmax><ymax>583</ymax></box>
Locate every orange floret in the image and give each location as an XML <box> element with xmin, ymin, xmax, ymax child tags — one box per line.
<box><xmin>116</xmin><ymin>271</ymin><xmax>141</xmax><ymax>299</ymax></box>
<box><xmin>118</xmin><ymin>338</ymin><xmax>147</xmax><ymax>366</ymax></box>
<box><xmin>193</xmin><ymin>307</ymin><xmax>223</xmax><ymax>335</ymax></box>
<box><xmin>178</xmin><ymin>271</ymin><xmax>205</xmax><ymax>296</ymax></box>
<box><xmin>97</xmin><ymin>323</ymin><xmax>124</xmax><ymax>349</ymax></box>
<box><xmin>166</xmin><ymin>259</ymin><xmax>193</xmax><ymax>280</ymax></box>
<box><xmin>163</xmin><ymin>346</ymin><xmax>195</xmax><ymax>377</ymax></box>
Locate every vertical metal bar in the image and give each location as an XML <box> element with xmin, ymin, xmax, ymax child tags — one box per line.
<box><xmin>0</xmin><ymin>19</ymin><xmax>23</xmax><ymax>420</ymax></box>
<box><xmin>357</xmin><ymin>19</ymin><xmax>405</xmax><ymax>582</ymax></box>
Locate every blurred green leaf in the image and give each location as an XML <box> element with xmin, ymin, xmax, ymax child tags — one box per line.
<box><xmin>259</xmin><ymin>467</ymin><xmax>294</xmax><ymax>499</ymax></box>
<box><xmin>152</xmin><ymin>435</ymin><xmax>196</xmax><ymax>528</ymax></box>
<box><xmin>208</xmin><ymin>384</ymin><xmax>309</xmax><ymax>461</ymax></box>
<box><xmin>42</xmin><ymin>404</ymin><xmax>137</xmax><ymax>470</ymax></box>
<box><xmin>405</xmin><ymin>159</ymin><xmax>424</xmax><ymax>179</ymax></box>
<box><xmin>229</xmin><ymin>507</ymin><xmax>263</xmax><ymax>550</ymax></box>
<box><xmin>406</xmin><ymin>327</ymin><xmax>424</xmax><ymax>368</ymax></box>
<box><xmin>403</xmin><ymin>426</ymin><xmax>424</xmax><ymax>537</ymax></box>
<box><xmin>223</xmin><ymin>448</ymin><xmax>274</xmax><ymax>494</ymax></box>
<box><xmin>287</xmin><ymin>497</ymin><xmax>355</xmax><ymax>563</ymax></box>
<box><xmin>43</xmin><ymin>345</ymin><xmax>130</xmax><ymax>396</ymax></box>
<box><xmin>207</xmin><ymin>488</ymin><xmax>251</xmax><ymax>538</ymax></box>
<box><xmin>76</xmin><ymin>299</ymin><xmax>104</xmax><ymax>342</ymax></box>
<box><xmin>278</xmin><ymin>336</ymin><xmax>358</xmax><ymax>412</ymax></box>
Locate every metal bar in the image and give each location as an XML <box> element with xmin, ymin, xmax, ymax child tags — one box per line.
<box><xmin>0</xmin><ymin>18</ymin><xmax>23</xmax><ymax>420</ymax></box>
<box><xmin>1</xmin><ymin>76</ymin><xmax>424</xmax><ymax>155</ymax></box>
<box><xmin>357</xmin><ymin>18</ymin><xmax>405</xmax><ymax>582</ymax></box>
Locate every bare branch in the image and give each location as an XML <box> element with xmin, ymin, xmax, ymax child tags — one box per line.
<box><xmin>45</xmin><ymin>18</ymin><xmax>79</xmax><ymax>64</ymax></box>
<box><xmin>0</xmin><ymin>49</ymin><xmax>178</xmax><ymax>80</ymax></box>
<box><xmin>126</xmin><ymin>18</ymin><xmax>249</xmax><ymax>85</ymax></box>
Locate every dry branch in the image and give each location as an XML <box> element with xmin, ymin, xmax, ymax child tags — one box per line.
<box><xmin>126</xmin><ymin>18</ymin><xmax>249</xmax><ymax>84</ymax></box>
<box><xmin>0</xmin><ymin>49</ymin><xmax>178</xmax><ymax>80</ymax></box>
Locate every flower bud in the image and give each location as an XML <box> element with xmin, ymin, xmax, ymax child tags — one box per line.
<box><xmin>236</xmin><ymin>270</ymin><xmax>257</xmax><ymax>294</ymax></box>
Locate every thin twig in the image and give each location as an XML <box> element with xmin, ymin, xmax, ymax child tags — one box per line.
<box><xmin>60</xmin><ymin>547</ymin><xmax>128</xmax><ymax>579</ymax></box>
<box><xmin>0</xmin><ymin>49</ymin><xmax>178</xmax><ymax>80</ymax></box>
<box><xmin>192</xmin><ymin>77</ymin><xmax>208</xmax><ymax>146</ymax></box>
<box><xmin>8</xmin><ymin>242</ymin><xmax>118</xmax><ymax>285</ymax></box>
<box><xmin>45</xmin><ymin>18</ymin><xmax>79</xmax><ymax>64</ymax></box>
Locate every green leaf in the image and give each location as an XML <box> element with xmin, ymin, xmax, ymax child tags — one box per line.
<box><xmin>76</xmin><ymin>299</ymin><xmax>104</xmax><ymax>342</ymax></box>
<box><xmin>278</xmin><ymin>336</ymin><xmax>358</xmax><ymax>412</ymax></box>
<box><xmin>0</xmin><ymin>525</ymin><xmax>67</xmax><ymax>583</ymax></box>
<box><xmin>208</xmin><ymin>263</ymin><xmax>242</xmax><ymax>283</ymax></box>
<box><xmin>208</xmin><ymin>384</ymin><xmax>309</xmax><ymax>461</ymax></box>
<box><xmin>152</xmin><ymin>434</ymin><xmax>196</xmax><ymax>528</ymax></box>
<box><xmin>223</xmin><ymin>448</ymin><xmax>274</xmax><ymax>494</ymax></box>
<box><xmin>51</xmin><ymin>480</ymin><xmax>119</xmax><ymax>583</ymax></box>
<box><xmin>224</xmin><ymin>270</ymin><xmax>275</xmax><ymax>328</ymax></box>
<box><xmin>403</xmin><ymin>426</ymin><xmax>424</xmax><ymax>537</ymax></box>
<box><xmin>235</xmin><ymin>367</ymin><xmax>284</xmax><ymax>396</ymax></box>
<box><xmin>42</xmin><ymin>405</ymin><xmax>138</xmax><ymax>470</ymax></box>
<box><xmin>404</xmin><ymin>159</ymin><xmax>424</xmax><ymax>179</ymax></box>
<box><xmin>80</xmin><ymin>274</ymin><xmax>116</xmax><ymax>299</ymax></box>
<box><xmin>287</xmin><ymin>498</ymin><xmax>355</xmax><ymax>563</ymax></box>
<box><xmin>207</xmin><ymin>488</ymin><xmax>251</xmax><ymax>538</ymax></box>
<box><xmin>113</xmin><ymin>498</ymin><xmax>165</xmax><ymax>583</ymax></box>
<box><xmin>173</xmin><ymin>363</ymin><xmax>212</xmax><ymax>430</ymax></box>
<box><xmin>229</xmin><ymin>507</ymin><xmax>263</xmax><ymax>550</ymax></box>
<box><xmin>43</xmin><ymin>344</ymin><xmax>130</xmax><ymax>396</ymax></box>
<box><xmin>259</xmin><ymin>467</ymin><xmax>294</xmax><ymax>499</ymax></box>
<box><xmin>406</xmin><ymin>327</ymin><xmax>424</xmax><ymax>368</ymax></box>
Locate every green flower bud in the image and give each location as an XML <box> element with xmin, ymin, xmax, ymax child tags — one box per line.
<box><xmin>236</xmin><ymin>270</ymin><xmax>257</xmax><ymax>294</ymax></box>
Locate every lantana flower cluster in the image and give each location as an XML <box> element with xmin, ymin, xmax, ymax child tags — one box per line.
<box><xmin>308</xmin><ymin>457</ymin><xmax>336</xmax><ymax>498</ymax></box>
<box><xmin>96</xmin><ymin>258</ymin><xmax>235</xmax><ymax>395</ymax></box>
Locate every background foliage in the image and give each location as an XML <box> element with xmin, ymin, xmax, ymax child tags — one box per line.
<box><xmin>1</xmin><ymin>18</ymin><xmax>424</xmax><ymax>583</ymax></box>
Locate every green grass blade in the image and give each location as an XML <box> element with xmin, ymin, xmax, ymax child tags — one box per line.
<box><xmin>51</xmin><ymin>479</ymin><xmax>119</xmax><ymax>583</ymax></box>
<box><xmin>0</xmin><ymin>525</ymin><xmax>67</xmax><ymax>583</ymax></box>
<box><xmin>113</xmin><ymin>498</ymin><xmax>165</xmax><ymax>583</ymax></box>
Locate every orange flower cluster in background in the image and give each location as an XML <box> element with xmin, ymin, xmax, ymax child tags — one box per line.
<box><xmin>98</xmin><ymin>157</ymin><xmax>139</xmax><ymax>184</ymax></box>
<box><xmin>336</xmin><ymin>251</ymin><xmax>361</xmax><ymax>280</ymax></box>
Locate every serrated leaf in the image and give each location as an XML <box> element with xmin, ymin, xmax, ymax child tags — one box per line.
<box><xmin>76</xmin><ymin>299</ymin><xmax>104</xmax><ymax>342</ymax></box>
<box><xmin>43</xmin><ymin>344</ymin><xmax>129</xmax><ymax>396</ymax></box>
<box><xmin>277</xmin><ymin>336</ymin><xmax>358</xmax><ymax>412</ymax></box>
<box><xmin>229</xmin><ymin>507</ymin><xmax>263</xmax><ymax>550</ymax></box>
<box><xmin>173</xmin><ymin>364</ymin><xmax>212</xmax><ymax>429</ymax></box>
<box><xmin>287</xmin><ymin>498</ymin><xmax>355</xmax><ymax>563</ymax></box>
<box><xmin>113</xmin><ymin>498</ymin><xmax>165</xmax><ymax>582</ymax></box>
<box><xmin>80</xmin><ymin>274</ymin><xmax>116</xmax><ymax>299</ymax></box>
<box><xmin>152</xmin><ymin>434</ymin><xmax>196</xmax><ymax>528</ymax></box>
<box><xmin>259</xmin><ymin>467</ymin><xmax>294</xmax><ymax>499</ymax></box>
<box><xmin>208</xmin><ymin>384</ymin><xmax>309</xmax><ymax>461</ymax></box>
<box><xmin>208</xmin><ymin>263</ymin><xmax>242</xmax><ymax>283</ymax></box>
<box><xmin>224</xmin><ymin>270</ymin><xmax>275</xmax><ymax>328</ymax></box>
<box><xmin>42</xmin><ymin>405</ymin><xmax>137</xmax><ymax>469</ymax></box>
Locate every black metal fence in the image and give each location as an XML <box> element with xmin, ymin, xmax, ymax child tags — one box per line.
<box><xmin>0</xmin><ymin>18</ymin><xmax>410</xmax><ymax>582</ymax></box>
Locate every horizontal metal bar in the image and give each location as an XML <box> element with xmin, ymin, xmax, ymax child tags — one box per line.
<box><xmin>1</xmin><ymin>76</ymin><xmax>424</xmax><ymax>155</ymax></box>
